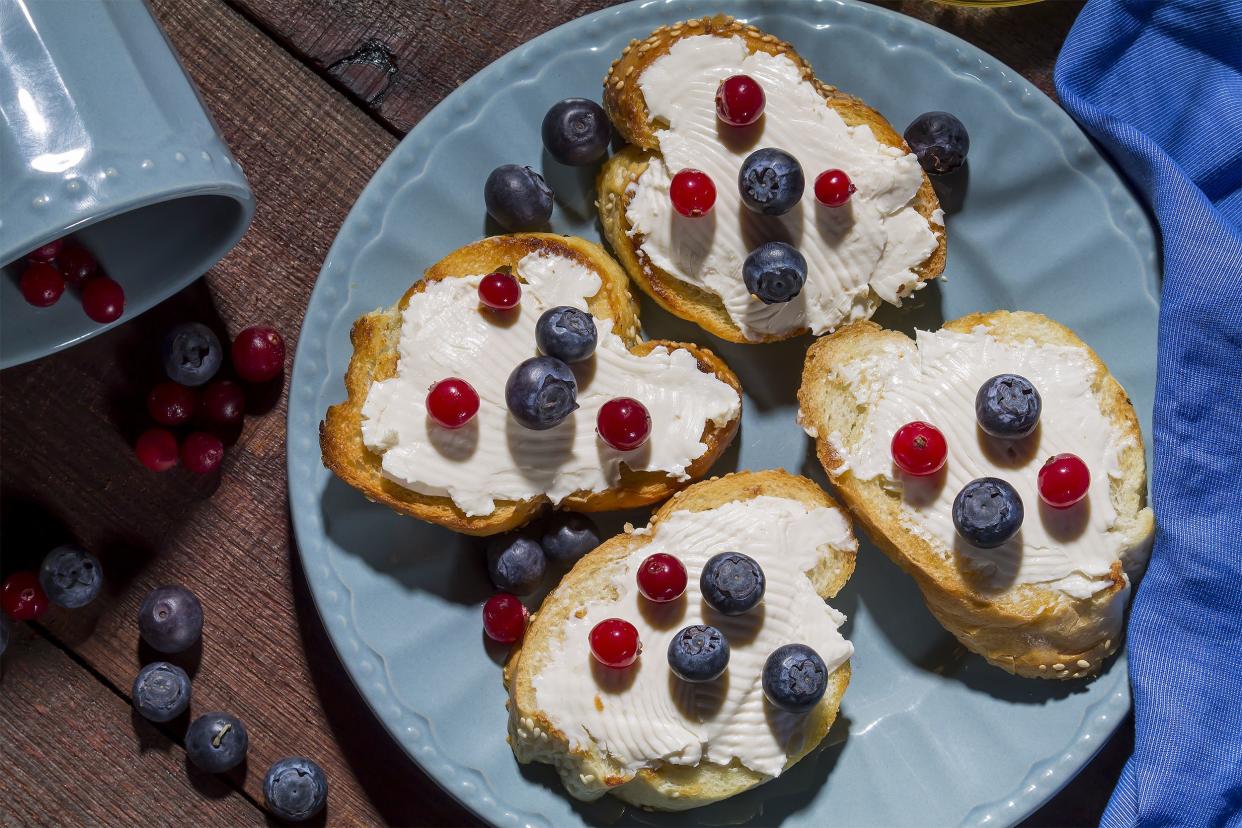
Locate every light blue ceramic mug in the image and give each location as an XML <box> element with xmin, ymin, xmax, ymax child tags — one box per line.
<box><xmin>0</xmin><ymin>0</ymin><xmax>255</xmax><ymax>368</ymax></box>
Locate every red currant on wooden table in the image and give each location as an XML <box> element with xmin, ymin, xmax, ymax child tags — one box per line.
<box><xmin>181</xmin><ymin>431</ymin><xmax>224</xmax><ymax>474</ymax></box>
<box><xmin>3</xmin><ymin>571</ymin><xmax>50</xmax><ymax>621</ymax></box>
<box><xmin>1038</xmin><ymin>453</ymin><xmax>1090</xmax><ymax>508</ymax></box>
<box><xmin>26</xmin><ymin>239</ymin><xmax>64</xmax><ymax>262</ymax></box>
<box><xmin>20</xmin><ymin>262</ymin><xmax>65</xmax><ymax>307</ymax></box>
<box><xmin>478</xmin><ymin>272</ymin><xmax>521</xmax><ymax>310</ymax></box>
<box><xmin>891</xmin><ymin>421</ymin><xmax>948</xmax><ymax>476</ymax></box>
<box><xmin>58</xmin><ymin>244</ymin><xmax>98</xmax><ymax>285</ymax></box>
<box><xmin>136</xmin><ymin>428</ymin><xmax>180</xmax><ymax>472</ymax></box>
<box><xmin>670</xmin><ymin>169</ymin><xmax>716</xmax><ymax>217</ymax></box>
<box><xmin>636</xmin><ymin>553</ymin><xmax>687</xmax><ymax>603</ymax></box>
<box><xmin>81</xmin><ymin>276</ymin><xmax>125</xmax><ymax>323</ymax></box>
<box><xmin>814</xmin><ymin>169</ymin><xmax>856</xmax><ymax>207</ymax></box>
<box><xmin>589</xmin><ymin>618</ymin><xmax>641</xmax><ymax>668</ymax></box>
<box><xmin>597</xmin><ymin>397</ymin><xmax>651</xmax><ymax>451</ymax></box>
<box><xmin>426</xmin><ymin>378</ymin><xmax>480</xmax><ymax>429</ymax></box>
<box><xmin>201</xmin><ymin>380</ymin><xmax>246</xmax><ymax>427</ymax></box>
<box><xmin>147</xmin><ymin>382</ymin><xmax>198</xmax><ymax>426</ymax></box>
<box><xmin>231</xmin><ymin>326</ymin><xmax>285</xmax><ymax>383</ymax></box>
<box><xmin>482</xmin><ymin>593</ymin><xmax>529</xmax><ymax>644</ymax></box>
<box><xmin>715</xmin><ymin>74</ymin><xmax>765</xmax><ymax>127</ymax></box>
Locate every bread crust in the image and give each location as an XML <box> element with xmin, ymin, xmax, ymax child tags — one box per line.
<box><xmin>320</xmin><ymin>233</ymin><xmax>741</xmax><ymax>536</ymax></box>
<box><xmin>797</xmin><ymin>311</ymin><xmax>1155</xmax><ymax>679</ymax></box>
<box><xmin>504</xmin><ymin>470</ymin><xmax>856</xmax><ymax>810</ymax></box>
<box><xmin>596</xmin><ymin>15</ymin><xmax>946</xmax><ymax>343</ymax></box>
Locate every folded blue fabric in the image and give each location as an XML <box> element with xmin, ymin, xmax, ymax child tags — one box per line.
<box><xmin>1054</xmin><ymin>1</ymin><xmax>1242</xmax><ymax>825</ymax></box>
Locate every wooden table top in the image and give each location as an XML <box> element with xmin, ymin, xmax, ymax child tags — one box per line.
<box><xmin>0</xmin><ymin>1</ymin><xmax>1130</xmax><ymax>825</ymax></box>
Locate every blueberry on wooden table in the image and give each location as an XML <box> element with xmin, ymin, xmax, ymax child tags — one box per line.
<box><xmin>39</xmin><ymin>545</ymin><xmax>102</xmax><ymax>609</ymax></box>
<box><xmin>161</xmin><ymin>322</ymin><xmax>222</xmax><ymax>387</ymax></box>
<box><xmin>264</xmin><ymin>756</ymin><xmax>329</xmax><ymax>822</ymax></box>
<box><xmin>138</xmin><ymin>585</ymin><xmax>203</xmax><ymax>653</ymax></box>
<box><xmin>132</xmin><ymin>662</ymin><xmax>192</xmax><ymax>723</ymax></box>
<box><xmin>185</xmin><ymin>712</ymin><xmax>248</xmax><ymax>773</ymax></box>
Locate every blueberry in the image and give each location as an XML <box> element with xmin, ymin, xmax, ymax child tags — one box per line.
<box><xmin>762</xmin><ymin>643</ymin><xmax>828</xmax><ymax>713</ymax></box>
<box><xmin>39</xmin><ymin>545</ymin><xmax>102</xmax><ymax>609</ymax></box>
<box><xmin>975</xmin><ymin>374</ymin><xmax>1041</xmax><ymax>438</ymax></box>
<box><xmin>486</xmin><ymin>533</ymin><xmax>547</xmax><ymax>595</ymax></box>
<box><xmin>738</xmin><ymin>148</ymin><xmax>804</xmax><ymax>215</ymax></box>
<box><xmin>0</xmin><ymin>614</ymin><xmax>9</xmax><ymax>657</ymax></box>
<box><xmin>138</xmin><ymin>585</ymin><xmax>203</xmax><ymax>654</ymax></box>
<box><xmin>505</xmin><ymin>356</ymin><xmax>577</xmax><ymax>430</ymax></box>
<box><xmin>541</xmin><ymin>512</ymin><xmax>600</xmax><ymax>563</ymax></box>
<box><xmin>904</xmin><ymin>111</ymin><xmax>969</xmax><ymax>175</ymax></box>
<box><xmin>667</xmin><ymin>624</ymin><xmax>730</xmax><ymax>682</ymax></box>
<box><xmin>953</xmin><ymin>477</ymin><xmax>1024</xmax><ymax>548</ymax></box>
<box><xmin>484</xmin><ymin>165</ymin><xmax>554</xmax><ymax>231</ymax></box>
<box><xmin>264</xmin><ymin>756</ymin><xmax>328</xmax><ymax>823</ymax></box>
<box><xmin>743</xmin><ymin>241</ymin><xmax>807</xmax><ymax>304</ymax></box>
<box><xmin>542</xmin><ymin>98</ymin><xmax>611</xmax><ymax>166</ymax></box>
<box><xmin>161</xmin><ymin>322</ymin><xmax>222</xmax><ymax>387</ymax></box>
<box><xmin>185</xmin><ymin>712</ymin><xmax>248</xmax><ymax>773</ymax></box>
<box><xmin>700</xmin><ymin>552</ymin><xmax>765</xmax><ymax>615</ymax></box>
<box><xmin>132</xmin><ymin>661</ymin><xmax>192</xmax><ymax>723</ymax></box>
<box><xmin>536</xmin><ymin>306</ymin><xmax>597</xmax><ymax>363</ymax></box>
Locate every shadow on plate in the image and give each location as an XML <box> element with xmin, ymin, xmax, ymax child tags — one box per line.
<box><xmin>516</xmin><ymin>712</ymin><xmax>852</xmax><ymax>826</ymax></box>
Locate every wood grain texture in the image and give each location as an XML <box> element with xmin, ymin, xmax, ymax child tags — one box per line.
<box><xmin>0</xmin><ymin>626</ymin><xmax>257</xmax><ymax>826</ymax></box>
<box><xmin>0</xmin><ymin>0</ymin><xmax>1122</xmax><ymax>825</ymax></box>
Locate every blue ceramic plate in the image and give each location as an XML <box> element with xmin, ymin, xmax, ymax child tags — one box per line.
<box><xmin>288</xmin><ymin>2</ymin><xmax>1158</xmax><ymax>825</ymax></box>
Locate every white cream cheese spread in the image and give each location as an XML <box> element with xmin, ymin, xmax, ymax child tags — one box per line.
<box><xmin>359</xmin><ymin>251</ymin><xmax>741</xmax><ymax>516</ymax></box>
<box><xmin>626</xmin><ymin>35</ymin><xmax>939</xmax><ymax>340</ymax></box>
<box><xmin>531</xmin><ymin>496</ymin><xmax>855</xmax><ymax>779</ymax></box>
<box><xmin>828</xmin><ymin>327</ymin><xmax>1139</xmax><ymax>599</ymax></box>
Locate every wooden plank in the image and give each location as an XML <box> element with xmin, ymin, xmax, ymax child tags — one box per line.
<box><xmin>0</xmin><ymin>625</ymin><xmax>258</xmax><ymax>826</ymax></box>
<box><xmin>0</xmin><ymin>0</ymin><xmax>470</xmax><ymax>823</ymax></box>
<box><xmin>226</xmin><ymin>0</ymin><xmax>1081</xmax><ymax>138</ymax></box>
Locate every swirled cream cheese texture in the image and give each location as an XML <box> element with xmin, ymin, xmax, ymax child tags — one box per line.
<box><xmin>626</xmin><ymin>35</ymin><xmax>938</xmax><ymax>340</ymax></box>
<box><xmin>531</xmin><ymin>496</ymin><xmax>855</xmax><ymax>778</ymax></box>
<box><xmin>359</xmin><ymin>252</ymin><xmax>740</xmax><ymax>516</ymax></box>
<box><xmin>829</xmin><ymin>327</ymin><xmax>1138</xmax><ymax>599</ymax></box>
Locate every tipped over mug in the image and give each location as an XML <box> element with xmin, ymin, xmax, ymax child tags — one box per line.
<box><xmin>0</xmin><ymin>0</ymin><xmax>255</xmax><ymax>368</ymax></box>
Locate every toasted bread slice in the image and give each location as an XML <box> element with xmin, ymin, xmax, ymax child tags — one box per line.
<box><xmin>320</xmin><ymin>234</ymin><xmax>741</xmax><ymax>536</ymax></box>
<box><xmin>504</xmin><ymin>470</ymin><xmax>856</xmax><ymax>810</ymax></box>
<box><xmin>597</xmin><ymin>15</ymin><xmax>946</xmax><ymax>343</ymax></box>
<box><xmin>798</xmin><ymin>311</ymin><xmax>1155</xmax><ymax>679</ymax></box>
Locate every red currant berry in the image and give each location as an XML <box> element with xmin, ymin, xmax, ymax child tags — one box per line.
<box><xmin>426</xmin><ymin>378</ymin><xmax>479</xmax><ymax>429</ymax></box>
<box><xmin>715</xmin><ymin>74</ymin><xmax>765</xmax><ymax>127</ymax></box>
<box><xmin>1038</xmin><ymin>453</ymin><xmax>1090</xmax><ymax>508</ymax></box>
<box><xmin>482</xmin><ymin>593</ymin><xmax>529</xmax><ymax>644</ymax></box>
<box><xmin>146</xmin><ymin>382</ymin><xmax>198</xmax><ymax>426</ymax></box>
<box><xmin>814</xmin><ymin>169</ymin><xmax>856</xmax><ymax>207</ymax></box>
<box><xmin>181</xmin><ymin>431</ymin><xmax>224</xmax><ymax>474</ymax></box>
<box><xmin>20</xmin><ymin>262</ymin><xmax>66</xmax><ymax>307</ymax></box>
<box><xmin>136</xmin><ymin>428</ymin><xmax>179</xmax><ymax>472</ymax></box>
<box><xmin>26</xmin><ymin>238</ymin><xmax>64</xmax><ymax>262</ymax></box>
<box><xmin>891</xmin><ymin>421</ymin><xmax>948</xmax><ymax>476</ymax></box>
<box><xmin>81</xmin><ymin>276</ymin><xmax>124</xmax><ymax>323</ymax></box>
<box><xmin>478</xmin><ymin>272</ymin><xmax>521</xmax><ymax>310</ymax></box>
<box><xmin>2</xmin><ymin>571</ymin><xmax>49</xmax><ymax>621</ymax></box>
<box><xmin>231</xmin><ymin>326</ymin><xmax>285</xmax><ymax>383</ymax></box>
<box><xmin>636</xmin><ymin>553</ymin><xmax>687</xmax><ymax>603</ymax></box>
<box><xmin>589</xmin><ymin>618</ymin><xmax>641</xmax><ymax>668</ymax></box>
<box><xmin>58</xmin><ymin>244</ymin><xmax>98</xmax><ymax>285</ymax></box>
<box><xmin>670</xmin><ymin>169</ymin><xmax>717</xmax><ymax>218</ymax></box>
<box><xmin>201</xmin><ymin>380</ymin><xmax>245</xmax><ymax>427</ymax></box>
<box><xmin>597</xmin><ymin>397</ymin><xmax>651</xmax><ymax>451</ymax></box>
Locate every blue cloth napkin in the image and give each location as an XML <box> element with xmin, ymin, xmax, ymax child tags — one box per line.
<box><xmin>1054</xmin><ymin>1</ymin><xmax>1242</xmax><ymax>825</ymax></box>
